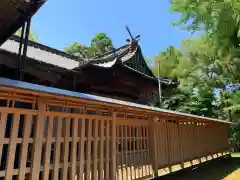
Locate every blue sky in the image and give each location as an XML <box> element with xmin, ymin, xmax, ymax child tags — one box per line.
<box><xmin>32</xmin><ymin>0</ymin><xmax>193</xmax><ymax>57</ymax></box>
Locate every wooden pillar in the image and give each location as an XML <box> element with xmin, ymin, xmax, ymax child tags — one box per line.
<box><xmin>30</xmin><ymin>97</ymin><xmax>46</xmax><ymax>180</ymax></box>
<box><xmin>150</xmin><ymin>116</ymin><xmax>159</xmax><ymax>177</ymax></box>
<box><xmin>177</xmin><ymin>122</ymin><xmax>184</xmax><ymax>168</ymax></box>
<box><xmin>111</xmin><ymin>111</ymin><xmax>117</xmax><ymax>180</ymax></box>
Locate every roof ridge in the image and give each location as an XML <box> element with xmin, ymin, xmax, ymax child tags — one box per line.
<box><xmin>89</xmin><ymin>45</ymin><xmax>131</xmax><ymax>64</ymax></box>
<box><xmin>91</xmin><ymin>44</ymin><xmax>130</xmax><ymax>59</ymax></box>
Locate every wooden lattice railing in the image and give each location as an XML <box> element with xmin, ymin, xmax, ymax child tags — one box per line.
<box><xmin>0</xmin><ymin>84</ymin><xmax>231</xmax><ymax>180</ymax></box>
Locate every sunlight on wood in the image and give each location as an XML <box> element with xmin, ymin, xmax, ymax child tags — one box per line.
<box><xmin>224</xmin><ymin>169</ymin><xmax>240</xmax><ymax>180</ymax></box>
<box><xmin>0</xmin><ymin>83</ymin><xmax>231</xmax><ymax>179</ymax></box>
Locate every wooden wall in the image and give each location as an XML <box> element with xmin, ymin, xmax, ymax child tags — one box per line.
<box><xmin>0</xmin><ymin>87</ymin><xmax>230</xmax><ymax>180</ymax></box>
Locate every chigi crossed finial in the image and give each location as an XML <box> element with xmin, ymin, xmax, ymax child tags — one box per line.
<box><xmin>125</xmin><ymin>25</ymin><xmax>140</xmax><ymax>43</ymax></box>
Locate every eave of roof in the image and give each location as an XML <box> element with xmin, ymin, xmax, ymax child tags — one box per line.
<box><xmin>0</xmin><ymin>0</ymin><xmax>46</xmax><ymax>45</ymax></box>
<box><xmin>0</xmin><ymin>36</ymin><xmax>81</xmax><ymax>70</ymax></box>
<box><xmin>0</xmin><ymin>36</ymin><xmax>177</xmax><ymax>85</ymax></box>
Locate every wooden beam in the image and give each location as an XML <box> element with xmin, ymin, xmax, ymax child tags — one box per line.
<box><xmin>0</xmin><ymin>54</ymin><xmax>61</xmax><ymax>83</ymax></box>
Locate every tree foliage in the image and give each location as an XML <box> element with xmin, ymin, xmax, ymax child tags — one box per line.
<box><xmin>16</xmin><ymin>28</ymin><xmax>40</xmax><ymax>43</ymax></box>
<box><xmin>64</xmin><ymin>42</ymin><xmax>90</xmax><ymax>58</ymax></box>
<box><xmin>147</xmin><ymin>0</ymin><xmax>240</xmax><ymax>147</ymax></box>
<box><xmin>64</xmin><ymin>33</ymin><xmax>113</xmax><ymax>58</ymax></box>
<box><xmin>90</xmin><ymin>33</ymin><xmax>113</xmax><ymax>57</ymax></box>
<box><xmin>149</xmin><ymin>0</ymin><xmax>240</xmax><ymax>121</ymax></box>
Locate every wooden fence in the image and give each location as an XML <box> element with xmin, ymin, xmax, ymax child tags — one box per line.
<box><xmin>0</xmin><ymin>80</ymin><xmax>231</xmax><ymax>180</ymax></box>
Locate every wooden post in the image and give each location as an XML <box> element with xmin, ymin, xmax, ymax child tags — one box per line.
<box><xmin>5</xmin><ymin>113</ymin><xmax>20</xmax><ymax>179</ymax></box>
<box><xmin>78</xmin><ymin>118</ymin><xmax>86</xmax><ymax>180</ymax></box>
<box><xmin>0</xmin><ymin>112</ymin><xmax>7</xmax><ymax>170</ymax></box>
<box><xmin>111</xmin><ymin>111</ymin><xmax>117</xmax><ymax>180</ymax></box>
<box><xmin>99</xmin><ymin>120</ymin><xmax>104</xmax><ymax>180</ymax></box>
<box><xmin>18</xmin><ymin>115</ymin><xmax>32</xmax><ymax>180</ymax></box>
<box><xmin>30</xmin><ymin>97</ymin><xmax>45</xmax><ymax>180</ymax></box>
<box><xmin>151</xmin><ymin>116</ymin><xmax>159</xmax><ymax>177</ymax></box>
<box><xmin>177</xmin><ymin>122</ymin><xmax>184</xmax><ymax>169</ymax></box>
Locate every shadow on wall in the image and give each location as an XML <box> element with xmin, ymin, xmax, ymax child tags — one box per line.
<box><xmin>153</xmin><ymin>155</ymin><xmax>240</xmax><ymax>180</ymax></box>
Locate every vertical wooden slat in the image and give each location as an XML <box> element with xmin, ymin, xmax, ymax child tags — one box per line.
<box><xmin>137</xmin><ymin>126</ymin><xmax>141</xmax><ymax>178</ymax></box>
<box><xmin>43</xmin><ymin>116</ymin><xmax>53</xmax><ymax>180</ymax></box>
<box><xmin>116</xmin><ymin>125</ymin><xmax>120</xmax><ymax>180</ymax></box>
<box><xmin>195</xmin><ymin>123</ymin><xmax>200</xmax><ymax>162</ymax></box>
<box><xmin>167</xmin><ymin>123</ymin><xmax>172</xmax><ymax>165</ymax></box>
<box><xmin>182</xmin><ymin>124</ymin><xmax>187</xmax><ymax>161</ymax></box>
<box><xmin>184</xmin><ymin>124</ymin><xmax>189</xmax><ymax>160</ymax></box>
<box><xmin>31</xmin><ymin>98</ymin><xmax>45</xmax><ymax>180</ymax></box>
<box><xmin>208</xmin><ymin>124</ymin><xmax>213</xmax><ymax>156</ymax></box>
<box><xmin>156</xmin><ymin>123</ymin><xmax>160</xmax><ymax>165</ymax></box>
<box><xmin>146</xmin><ymin>125</ymin><xmax>151</xmax><ymax>175</ymax></box>
<box><xmin>169</xmin><ymin>123</ymin><xmax>173</xmax><ymax>164</ymax></box>
<box><xmin>165</xmin><ymin>123</ymin><xmax>171</xmax><ymax>171</ymax></box>
<box><xmin>125</xmin><ymin>125</ymin><xmax>128</xmax><ymax>180</ymax></box>
<box><xmin>135</xmin><ymin>126</ymin><xmax>138</xmax><ymax>178</ymax></box>
<box><xmin>164</xmin><ymin>122</ymin><xmax>169</xmax><ymax>166</ymax></box>
<box><xmin>99</xmin><ymin>120</ymin><xmax>104</xmax><ymax>180</ymax></box>
<box><xmin>93</xmin><ymin>120</ymin><xmax>99</xmax><ymax>180</ymax></box>
<box><xmin>177</xmin><ymin>123</ymin><xmax>184</xmax><ymax>168</ymax></box>
<box><xmin>142</xmin><ymin>127</ymin><xmax>146</xmax><ymax>176</ymax></box>
<box><xmin>199</xmin><ymin>125</ymin><xmax>203</xmax><ymax>157</ymax></box>
<box><xmin>120</xmin><ymin>126</ymin><xmax>124</xmax><ymax>179</ymax></box>
<box><xmin>172</xmin><ymin>124</ymin><xmax>177</xmax><ymax>163</ymax></box>
<box><xmin>146</xmin><ymin>126</ymin><xmax>150</xmax><ymax>176</ymax></box>
<box><xmin>190</xmin><ymin>123</ymin><xmax>194</xmax><ymax>160</ymax></box>
<box><xmin>52</xmin><ymin>117</ymin><xmax>62</xmax><ymax>180</ymax></box>
<box><xmin>173</xmin><ymin>123</ymin><xmax>176</xmax><ymax>164</ymax></box>
<box><xmin>78</xmin><ymin>118</ymin><xmax>86</xmax><ymax>180</ymax></box>
<box><xmin>133</xmin><ymin>126</ymin><xmax>137</xmax><ymax>179</ymax></box>
<box><xmin>151</xmin><ymin>121</ymin><xmax>158</xmax><ymax>177</ymax></box>
<box><xmin>192</xmin><ymin>123</ymin><xmax>197</xmax><ymax>160</ymax></box>
<box><xmin>86</xmin><ymin>119</ymin><xmax>92</xmax><ymax>180</ymax></box>
<box><xmin>71</xmin><ymin>118</ymin><xmax>78</xmax><ymax>180</ymax></box>
<box><xmin>111</xmin><ymin>112</ymin><xmax>117</xmax><ymax>180</ymax></box>
<box><xmin>62</xmin><ymin>118</ymin><xmax>70</xmax><ymax>180</ymax></box>
<box><xmin>129</xmin><ymin>125</ymin><xmax>132</xmax><ymax>179</ymax></box>
<box><xmin>138</xmin><ymin>126</ymin><xmax>141</xmax><ymax>178</ymax></box>
<box><xmin>0</xmin><ymin>112</ymin><xmax>7</xmax><ymax>167</ymax></box>
<box><xmin>18</xmin><ymin>114</ymin><xmax>32</xmax><ymax>180</ymax></box>
<box><xmin>105</xmin><ymin>120</ymin><xmax>110</xmax><ymax>179</ymax></box>
<box><xmin>187</xmin><ymin>123</ymin><xmax>192</xmax><ymax>160</ymax></box>
<box><xmin>143</xmin><ymin>126</ymin><xmax>147</xmax><ymax>176</ymax></box>
<box><xmin>140</xmin><ymin>126</ymin><xmax>144</xmax><ymax>177</ymax></box>
<box><xmin>5</xmin><ymin>113</ymin><xmax>20</xmax><ymax>180</ymax></box>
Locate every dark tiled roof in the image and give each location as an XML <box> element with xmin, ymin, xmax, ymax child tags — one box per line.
<box><xmin>1</xmin><ymin>35</ymin><xmax>141</xmax><ymax>70</ymax></box>
<box><xmin>0</xmin><ymin>35</ymin><xmax>177</xmax><ymax>85</ymax></box>
<box><xmin>74</xmin><ymin>42</ymin><xmax>138</xmax><ymax>68</ymax></box>
<box><xmin>0</xmin><ymin>35</ymin><xmax>82</xmax><ymax>70</ymax></box>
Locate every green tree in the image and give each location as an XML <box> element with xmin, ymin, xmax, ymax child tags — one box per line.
<box><xmin>168</xmin><ymin>0</ymin><xmax>240</xmax><ymax>121</ymax></box>
<box><xmin>64</xmin><ymin>33</ymin><xmax>113</xmax><ymax>58</ymax></box>
<box><xmin>170</xmin><ymin>0</ymin><xmax>240</xmax><ymax>61</ymax></box>
<box><xmin>151</xmin><ymin>35</ymin><xmax>228</xmax><ymax>118</ymax></box>
<box><xmin>64</xmin><ymin>42</ymin><xmax>90</xmax><ymax>59</ymax></box>
<box><xmin>152</xmin><ymin>46</ymin><xmax>182</xmax><ymax>79</ymax></box>
<box><xmin>90</xmin><ymin>33</ymin><xmax>113</xmax><ymax>57</ymax></box>
<box><xmin>16</xmin><ymin>28</ymin><xmax>40</xmax><ymax>43</ymax></box>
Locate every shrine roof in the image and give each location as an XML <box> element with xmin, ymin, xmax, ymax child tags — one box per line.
<box><xmin>0</xmin><ymin>35</ymin><xmax>177</xmax><ymax>85</ymax></box>
<box><xmin>0</xmin><ymin>0</ymin><xmax>46</xmax><ymax>45</ymax></box>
